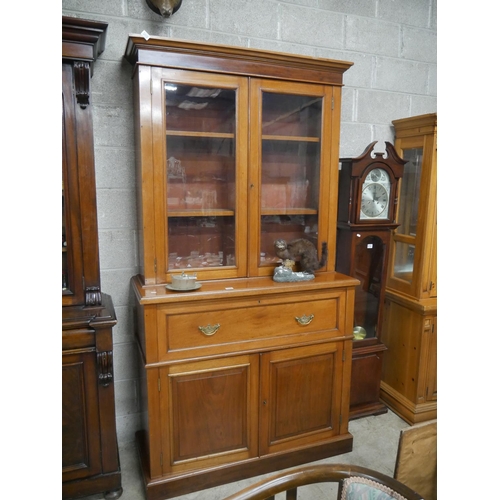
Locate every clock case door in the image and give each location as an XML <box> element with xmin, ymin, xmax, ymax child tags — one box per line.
<box><xmin>338</xmin><ymin>141</ymin><xmax>405</xmax><ymax>227</ymax></box>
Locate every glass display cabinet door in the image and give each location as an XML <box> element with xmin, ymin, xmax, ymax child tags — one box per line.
<box><xmin>249</xmin><ymin>80</ymin><xmax>332</xmax><ymax>276</ymax></box>
<box><xmin>62</xmin><ymin>154</ymin><xmax>72</xmax><ymax>293</ymax></box>
<box><xmin>389</xmin><ymin>145</ymin><xmax>423</xmax><ymax>290</ymax></box>
<box><xmin>62</xmin><ymin>117</ymin><xmax>69</xmax><ymax>294</ymax></box>
<box><xmin>62</xmin><ymin>76</ymin><xmax>84</xmax><ymax>304</ymax></box>
<box><xmin>353</xmin><ymin>235</ymin><xmax>386</xmax><ymax>340</ymax></box>
<box><xmin>154</xmin><ymin>70</ymin><xmax>248</xmax><ymax>281</ymax></box>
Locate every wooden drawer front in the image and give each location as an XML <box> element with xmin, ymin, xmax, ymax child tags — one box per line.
<box><xmin>157</xmin><ymin>293</ymin><xmax>345</xmax><ymax>361</ymax></box>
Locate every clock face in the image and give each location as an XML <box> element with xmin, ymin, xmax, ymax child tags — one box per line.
<box><xmin>360</xmin><ymin>168</ymin><xmax>391</xmax><ymax>220</ymax></box>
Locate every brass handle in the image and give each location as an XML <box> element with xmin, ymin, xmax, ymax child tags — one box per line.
<box><xmin>198</xmin><ymin>323</ymin><xmax>220</xmax><ymax>336</ymax></box>
<box><xmin>295</xmin><ymin>314</ymin><xmax>314</xmax><ymax>326</ymax></box>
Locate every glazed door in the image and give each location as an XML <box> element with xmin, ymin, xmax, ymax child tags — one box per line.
<box><xmin>352</xmin><ymin>233</ymin><xmax>388</xmax><ymax>340</ymax></box>
<box><xmin>159</xmin><ymin>354</ymin><xmax>259</xmax><ymax>474</ymax></box>
<box><xmin>62</xmin><ymin>349</ymin><xmax>101</xmax><ymax>482</ymax></box>
<box><xmin>248</xmin><ymin>79</ymin><xmax>336</xmax><ymax>276</ymax></box>
<box><xmin>387</xmin><ymin>133</ymin><xmax>436</xmax><ymax>299</ymax></box>
<box><xmin>62</xmin><ymin>64</ymin><xmax>84</xmax><ymax>305</ymax></box>
<box><xmin>146</xmin><ymin>67</ymin><xmax>249</xmax><ymax>283</ymax></box>
<box><xmin>387</xmin><ymin>138</ymin><xmax>423</xmax><ymax>296</ymax></box>
<box><xmin>259</xmin><ymin>342</ymin><xmax>345</xmax><ymax>455</ymax></box>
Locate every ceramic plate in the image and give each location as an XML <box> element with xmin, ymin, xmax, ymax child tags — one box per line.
<box><xmin>166</xmin><ymin>283</ymin><xmax>202</xmax><ymax>292</ymax></box>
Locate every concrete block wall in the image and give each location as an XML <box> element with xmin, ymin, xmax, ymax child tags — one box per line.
<box><xmin>61</xmin><ymin>0</ymin><xmax>437</xmax><ymax>447</ymax></box>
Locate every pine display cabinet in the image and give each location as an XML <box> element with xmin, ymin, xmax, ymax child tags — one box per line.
<box><xmin>380</xmin><ymin>113</ymin><xmax>437</xmax><ymax>425</ymax></box>
<box><xmin>125</xmin><ymin>35</ymin><xmax>356</xmax><ymax>499</ymax></box>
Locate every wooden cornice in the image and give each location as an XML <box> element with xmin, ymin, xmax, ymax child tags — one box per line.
<box><xmin>62</xmin><ymin>16</ymin><xmax>108</xmax><ymax>71</ymax></box>
<box><xmin>124</xmin><ymin>35</ymin><xmax>353</xmax><ymax>86</ymax></box>
<box><xmin>392</xmin><ymin>113</ymin><xmax>437</xmax><ymax>137</ymax></box>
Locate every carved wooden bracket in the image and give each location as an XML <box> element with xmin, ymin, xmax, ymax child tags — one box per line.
<box><xmin>85</xmin><ymin>286</ymin><xmax>102</xmax><ymax>306</ymax></box>
<box><xmin>97</xmin><ymin>351</ymin><xmax>113</xmax><ymax>387</ymax></box>
<box><xmin>73</xmin><ymin>61</ymin><xmax>91</xmax><ymax>109</ymax></box>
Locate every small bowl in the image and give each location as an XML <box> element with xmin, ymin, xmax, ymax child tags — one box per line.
<box><xmin>171</xmin><ymin>272</ymin><xmax>197</xmax><ymax>290</ymax></box>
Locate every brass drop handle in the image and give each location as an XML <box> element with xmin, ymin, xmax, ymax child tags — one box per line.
<box><xmin>198</xmin><ymin>323</ymin><xmax>220</xmax><ymax>336</ymax></box>
<box><xmin>295</xmin><ymin>314</ymin><xmax>314</xmax><ymax>326</ymax></box>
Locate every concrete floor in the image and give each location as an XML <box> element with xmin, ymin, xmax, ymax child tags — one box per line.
<box><xmin>80</xmin><ymin>410</ymin><xmax>409</xmax><ymax>500</ymax></box>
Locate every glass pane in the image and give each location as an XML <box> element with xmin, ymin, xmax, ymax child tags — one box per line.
<box><xmin>261</xmin><ymin>141</ymin><xmax>319</xmax><ymax>211</ymax></box>
<box><xmin>353</xmin><ymin>236</ymin><xmax>385</xmax><ymax>340</ymax></box>
<box><xmin>260</xmin><ymin>214</ymin><xmax>318</xmax><ymax>265</ymax></box>
<box><xmin>393</xmin><ymin>241</ymin><xmax>415</xmax><ymax>283</ymax></box>
<box><xmin>62</xmin><ymin>178</ymin><xmax>68</xmax><ymax>291</ymax></box>
<box><xmin>166</xmin><ymin>137</ymin><xmax>235</xmax><ymax>211</ymax></box>
<box><xmin>165</xmin><ymin>84</ymin><xmax>235</xmax><ymax>134</ymax></box>
<box><xmin>260</xmin><ymin>92</ymin><xmax>322</xmax><ymax>266</ymax></box>
<box><xmin>167</xmin><ymin>216</ymin><xmax>235</xmax><ymax>269</ymax></box>
<box><xmin>164</xmin><ymin>82</ymin><xmax>237</xmax><ymax>271</ymax></box>
<box><xmin>262</xmin><ymin>93</ymin><xmax>321</xmax><ymax>137</ymax></box>
<box><xmin>397</xmin><ymin>147</ymin><xmax>423</xmax><ymax>236</ymax></box>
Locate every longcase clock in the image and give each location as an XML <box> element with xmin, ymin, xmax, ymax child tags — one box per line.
<box><xmin>336</xmin><ymin>141</ymin><xmax>405</xmax><ymax>419</ymax></box>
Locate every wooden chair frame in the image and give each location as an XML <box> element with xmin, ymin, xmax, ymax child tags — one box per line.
<box><xmin>223</xmin><ymin>464</ymin><xmax>423</xmax><ymax>500</ymax></box>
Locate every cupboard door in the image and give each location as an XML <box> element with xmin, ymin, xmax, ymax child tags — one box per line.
<box><xmin>350</xmin><ymin>347</ymin><xmax>384</xmax><ymax>410</ymax></box>
<box><xmin>249</xmin><ymin>79</ymin><xmax>335</xmax><ymax>276</ymax></box>
<box><xmin>62</xmin><ymin>349</ymin><xmax>102</xmax><ymax>481</ymax></box>
<box><xmin>259</xmin><ymin>343</ymin><xmax>344</xmax><ymax>455</ymax></box>
<box><xmin>159</xmin><ymin>354</ymin><xmax>259</xmax><ymax>474</ymax></box>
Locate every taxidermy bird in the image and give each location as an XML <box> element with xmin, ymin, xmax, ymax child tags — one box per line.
<box><xmin>146</xmin><ymin>0</ymin><xmax>183</xmax><ymax>18</ymax></box>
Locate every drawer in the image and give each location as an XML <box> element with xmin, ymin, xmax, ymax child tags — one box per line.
<box><xmin>156</xmin><ymin>292</ymin><xmax>346</xmax><ymax>361</ymax></box>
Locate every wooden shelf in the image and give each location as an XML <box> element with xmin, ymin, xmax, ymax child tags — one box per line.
<box><xmin>261</xmin><ymin>208</ymin><xmax>317</xmax><ymax>216</ymax></box>
<box><xmin>166</xmin><ymin>130</ymin><xmax>234</xmax><ymax>139</ymax></box>
<box><xmin>167</xmin><ymin>209</ymin><xmax>235</xmax><ymax>217</ymax></box>
<box><xmin>262</xmin><ymin>134</ymin><xmax>320</xmax><ymax>142</ymax></box>
<box><xmin>166</xmin><ymin>131</ymin><xmax>320</xmax><ymax>143</ymax></box>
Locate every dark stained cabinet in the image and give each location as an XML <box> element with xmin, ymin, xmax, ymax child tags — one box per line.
<box><xmin>62</xmin><ymin>17</ymin><xmax>122</xmax><ymax>499</ymax></box>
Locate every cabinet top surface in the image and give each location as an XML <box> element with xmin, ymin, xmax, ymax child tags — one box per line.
<box><xmin>62</xmin><ymin>294</ymin><xmax>117</xmax><ymax>329</ymax></box>
<box><xmin>132</xmin><ymin>272</ymin><xmax>358</xmax><ymax>305</ymax></box>
<box><xmin>124</xmin><ymin>35</ymin><xmax>352</xmax><ymax>83</ymax></box>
